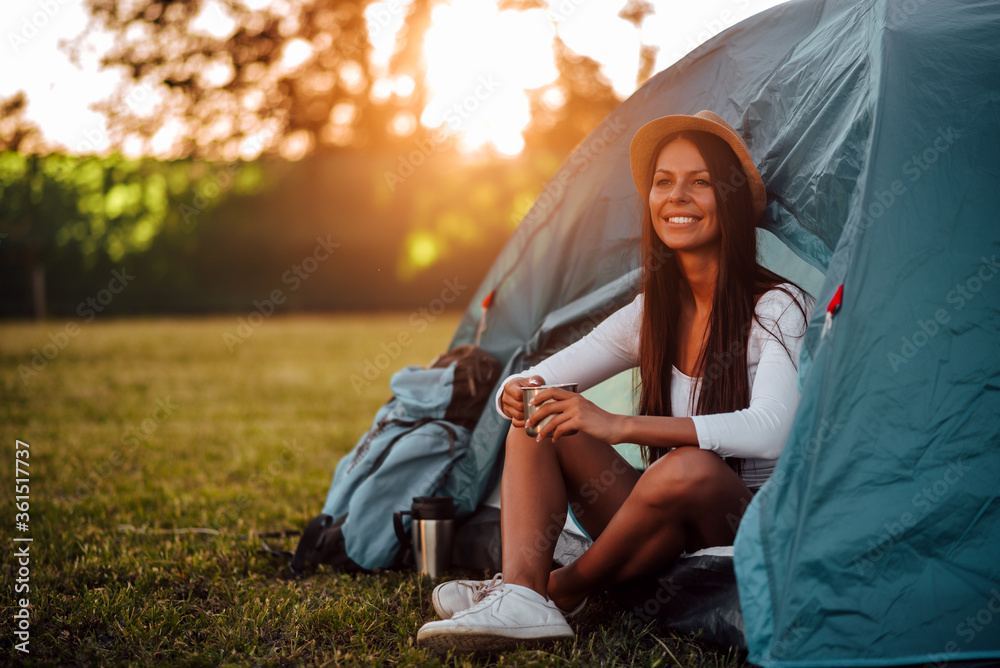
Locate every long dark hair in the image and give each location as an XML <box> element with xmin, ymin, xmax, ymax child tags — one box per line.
<box><xmin>637</xmin><ymin>131</ymin><xmax>802</xmax><ymax>470</ymax></box>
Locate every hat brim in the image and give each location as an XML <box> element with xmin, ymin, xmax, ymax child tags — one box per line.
<box><xmin>629</xmin><ymin>111</ymin><xmax>767</xmax><ymax>222</ymax></box>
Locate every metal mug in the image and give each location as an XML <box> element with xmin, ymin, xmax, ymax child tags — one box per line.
<box><xmin>393</xmin><ymin>496</ymin><xmax>455</xmax><ymax>578</ymax></box>
<box><xmin>522</xmin><ymin>383</ymin><xmax>579</xmax><ymax>437</ymax></box>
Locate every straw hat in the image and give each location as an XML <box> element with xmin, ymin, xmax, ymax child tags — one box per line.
<box><xmin>629</xmin><ymin>110</ymin><xmax>767</xmax><ymax>222</ymax></box>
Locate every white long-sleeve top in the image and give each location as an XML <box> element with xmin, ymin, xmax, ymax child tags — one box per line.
<box><xmin>495</xmin><ymin>284</ymin><xmax>815</xmax><ymax>490</ymax></box>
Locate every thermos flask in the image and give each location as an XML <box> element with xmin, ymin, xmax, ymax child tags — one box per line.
<box><xmin>393</xmin><ymin>496</ymin><xmax>455</xmax><ymax>577</ymax></box>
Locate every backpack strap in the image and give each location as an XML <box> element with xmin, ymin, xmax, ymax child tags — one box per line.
<box><xmin>288</xmin><ymin>514</ymin><xmax>364</xmax><ymax>576</ymax></box>
<box><xmin>366</xmin><ymin>418</ymin><xmax>459</xmax><ymax>476</ymax></box>
<box><xmin>348</xmin><ymin>417</ymin><xmax>436</xmax><ymax>473</ymax></box>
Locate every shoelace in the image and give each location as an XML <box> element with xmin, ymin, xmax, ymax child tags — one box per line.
<box><xmin>452</xmin><ymin>573</ymin><xmax>506</xmax><ymax>619</ymax></box>
<box><xmin>467</xmin><ymin>572</ymin><xmax>505</xmax><ymax>604</ymax></box>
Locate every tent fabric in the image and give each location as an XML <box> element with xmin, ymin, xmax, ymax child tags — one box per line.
<box><xmin>449</xmin><ymin>0</ymin><xmax>1000</xmax><ymax>665</ymax></box>
<box><xmin>730</xmin><ymin>1</ymin><xmax>1000</xmax><ymax>666</ymax></box>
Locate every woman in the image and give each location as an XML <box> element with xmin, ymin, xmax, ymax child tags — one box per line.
<box><xmin>417</xmin><ymin>111</ymin><xmax>813</xmax><ymax>653</ymax></box>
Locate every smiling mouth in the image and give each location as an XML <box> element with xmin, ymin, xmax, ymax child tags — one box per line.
<box><xmin>664</xmin><ymin>216</ymin><xmax>700</xmax><ymax>224</ymax></box>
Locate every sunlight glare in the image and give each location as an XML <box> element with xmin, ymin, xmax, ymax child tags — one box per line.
<box><xmin>492</xmin><ymin>132</ymin><xmax>525</xmax><ymax>157</ymax></box>
<box><xmin>392</xmin><ymin>75</ymin><xmax>416</xmax><ymax>98</ymax></box>
<box><xmin>365</xmin><ymin>0</ymin><xmax>411</xmax><ymax>70</ymax></box>
<box><xmin>338</xmin><ymin>61</ymin><xmax>367</xmax><ymax>95</ymax></box>
<box><xmin>420</xmin><ymin>2</ymin><xmax>557</xmax><ymax>155</ymax></box>
<box><xmin>390</xmin><ymin>111</ymin><xmax>418</xmax><ymax>136</ymax></box>
<box><xmin>541</xmin><ymin>86</ymin><xmax>566</xmax><ymax>111</ymax></box>
<box><xmin>554</xmin><ymin>2</ymin><xmax>639</xmax><ymax>99</ymax></box>
<box><xmin>370</xmin><ymin>78</ymin><xmax>394</xmax><ymax>103</ymax></box>
<box><xmin>280</xmin><ymin>38</ymin><xmax>313</xmax><ymax>72</ymax></box>
<box><xmin>190</xmin><ymin>0</ymin><xmax>237</xmax><ymax>39</ymax></box>
<box><xmin>237</xmin><ymin>0</ymin><xmax>271</xmax><ymax>10</ymax></box>
<box><xmin>331</xmin><ymin>102</ymin><xmax>357</xmax><ymax>126</ymax></box>
<box><xmin>408</xmin><ymin>232</ymin><xmax>440</xmax><ymax>268</ymax></box>
<box><xmin>197</xmin><ymin>56</ymin><xmax>236</xmax><ymax>89</ymax></box>
<box><xmin>280</xmin><ymin>129</ymin><xmax>313</xmax><ymax>161</ymax></box>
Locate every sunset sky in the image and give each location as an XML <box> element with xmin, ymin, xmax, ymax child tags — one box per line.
<box><xmin>1</xmin><ymin>0</ymin><xmax>787</xmax><ymax>157</ymax></box>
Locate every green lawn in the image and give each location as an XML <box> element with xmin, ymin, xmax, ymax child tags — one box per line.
<box><xmin>1</xmin><ymin>315</ymin><xmax>749</xmax><ymax>666</ymax></box>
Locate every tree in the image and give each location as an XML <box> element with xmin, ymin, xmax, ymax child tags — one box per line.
<box><xmin>68</xmin><ymin>0</ymin><xmax>433</xmax><ymax>159</ymax></box>
<box><xmin>70</xmin><ymin>0</ymin><xmax>629</xmax><ymax>160</ymax></box>
<box><xmin>520</xmin><ymin>37</ymin><xmax>621</xmax><ymax>156</ymax></box>
<box><xmin>618</xmin><ymin>0</ymin><xmax>658</xmax><ymax>87</ymax></box>
<box><xmin>0</xmin><ymin>92</ymin><xmax>47</xmax><ymax>155</ymax></box>
<box><xmin>0</xmin><ymin>146</ymin><xmax>264</xmax><ymax>316</ymax></box>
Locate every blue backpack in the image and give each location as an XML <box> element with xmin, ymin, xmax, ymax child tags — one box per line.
<box><xmin>289</xmin><ymin>345</ymin><xmax>502</xmax><ymax>573</ymax></box>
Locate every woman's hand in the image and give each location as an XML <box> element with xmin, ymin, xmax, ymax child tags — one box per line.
<box><xmin>500</xmin><ymin>375</ymin><xmax>546</xmax><ymax>427</ymax></box>
<box><xmin>527</xmin><ymin>387</ymin><xmax>622</xmax><ymax>444</ymax></box>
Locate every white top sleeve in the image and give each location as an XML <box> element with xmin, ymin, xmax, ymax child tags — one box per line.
<box><xmin>493</xmin><ymin>294</ymin><xmax>642</xmax><ymax>415</ymax></box>
<box><xmin>690</xmin><ymin>287</ymin><xmax>813</xmax><ymax>460</ymax></box>
<box><xmin>494</xmin><ymin>285</ymin><xmax>814</xmax><ymax>463</ymax></box>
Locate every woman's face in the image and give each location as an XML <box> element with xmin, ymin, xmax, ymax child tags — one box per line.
<box><xmin>648</xmin><ymin>137</ymin><xmax>721</xmax><ymax>254</ymax></box>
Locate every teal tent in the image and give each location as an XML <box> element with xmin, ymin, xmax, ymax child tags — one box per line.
<box><xmin>449</xmin><ymin>0</ymin><xmax>1000</xmax><ymax>665</ymax></box>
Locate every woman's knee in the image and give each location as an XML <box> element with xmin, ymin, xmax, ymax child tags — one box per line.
<box><xmin>509</xmin><ymin>424</ymin><xmax>603</xmax><ymax>461</ymax></box>
<box><xmin>632</xmin><ymin>447</ymin><xmax>730</xmax><ymax>509</ymax></box>
<box><xmin>504</xmin><ymin>424</ymin><xmax>572</xmax><ymax>472</ymax></box>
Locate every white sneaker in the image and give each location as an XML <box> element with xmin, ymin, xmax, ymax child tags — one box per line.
<box><xmin>433</xmin><ymin>573</ymin><xmax>589</xmax><ymax>619</ymax></box>
<box><xmin>432</xmin><ymin>573</ymin><xmax>504</xmax><ymax>619</ymax></box>
<box><xmin>417</xmin><ymin>576</ymin><xmax>574</xmax><ymax>654</ymax></box>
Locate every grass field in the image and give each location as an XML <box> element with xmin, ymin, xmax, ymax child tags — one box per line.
<box><xmin>1</xmin><ymin>314</ymin><xmax>749</xmax><ymax>666</ymax></box>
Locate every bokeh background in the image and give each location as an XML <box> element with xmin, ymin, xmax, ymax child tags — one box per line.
<box><xmin>0</xmin><ymin>4</ymin><xmax>789</xmax><ymax>663</ymax></box>
<box><xmin>0</xmin><ymin>0</ymin><xmax>786</xmax><ymax>318</ymax></box>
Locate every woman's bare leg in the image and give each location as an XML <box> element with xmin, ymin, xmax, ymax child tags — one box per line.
<box><xmin>547</xmin><ymin>446</ymin><xmax>753</xmax><ymax>611</ymax></box>
<box><xmin>500</xmin><ymin>425</ymin><xmax>640</xmax><ymax>596</ymax></box>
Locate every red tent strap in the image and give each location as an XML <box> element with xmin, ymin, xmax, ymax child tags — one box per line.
<box><xmin>821</xmin><ymin>284</ymin><xmax>844</xmax><ymax>339</ymax></box>
<box><xmin>475</xmin><ymin>289</ymin><xmax>496</xmax><ymax>347</ymax></box>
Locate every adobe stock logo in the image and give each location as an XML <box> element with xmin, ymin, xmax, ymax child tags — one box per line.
<box><xmin>382</xmin><ymin>75</ymin><xmax>502</xmax><ymax>192</ymax></box>
<box><xmin>350</xmin><ymin>277</ymin><xmax>468</xmax><ymax>393</ymax></box>
<box><xmin>852</xmin><ymin>458</ymin><xmax>970</xmax><ymax>577</ymax></box>
<box><xmin>223</xmin><ymin>236</ymin><xmax>340</xmax><ymax>352</ymax></box>
<box><xmin>887</xmin><ymin>255</ymin><xmax>999</xmax><ymax>373</ymax></box>
<box><xmin>7</xmin><ymin>0</ymin><xmax>72</xmax><ymax>53</ymax></box>
<box><xmin>18</xmin><ymin>267</ymin><xmax>136</xmax><ymax>384</ymax></box>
